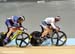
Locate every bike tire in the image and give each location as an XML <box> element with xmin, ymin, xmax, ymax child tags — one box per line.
<box><xmin>51</xmin><ymin>31</ymin><xmax>67</xmax><ymax>46</ymax></box>
<box><xmin>0</xmin><ymin>32</ymin><xmax>6</xmax><ymax>46</ymax></box>
<box><xmin>15</xmin><ymin>32</ymin><xmax>30</xmax><ymax>47</ymax></box>
<box><xmin>30</xmin><ymin>31</ymin><xmax>42</xmax><ymax>46</ymax></box>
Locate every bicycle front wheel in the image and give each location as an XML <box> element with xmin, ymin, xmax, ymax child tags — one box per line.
<box><xmin>51</xmin><ymin>31</ymin><xmax>67</xmax><ymax>46</ymax></box>
<box><xmin>15</xmin><ymin>32</ymin><xmax>30</xmax><ymax>47</ymax></box>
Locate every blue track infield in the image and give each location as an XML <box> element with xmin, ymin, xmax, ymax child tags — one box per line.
<box><xmin>6</xmin><ymin>38</ymin><xmax>75</xmax><ymax>46</ymax></box>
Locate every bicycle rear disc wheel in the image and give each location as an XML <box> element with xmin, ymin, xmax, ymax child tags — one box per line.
<box><xmin>30</xmin><ymin>31</ymin><xmax>41</xmax><ymax>46</ymax></box>
<box><xmin>15</xmin><ymin>32</ymin><xmax>30</xmax><ymax>47</ymax></box>
<box><xmin>51</xmin><ymin>31</ymin><xmax>67</xmax><ymax>46</ymax></box>
<box><xmin>0</xmin><ymin>32</ymin><xmax>6</xmax><ymax>46</ymax></box>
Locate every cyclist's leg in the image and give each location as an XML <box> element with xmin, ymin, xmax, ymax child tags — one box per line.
<box><xmin>4</xmin><ymin>27</ymin><xmax>17</xmax><ymax>43</ymax></box>
<box><xmin>41</xmin><ymin>25</ymin><xmax>52</xmax><ymax>38</ymax></box>
<box><xmin>40</xmin><ymin>21</ymin><xmax>50</xmax><ymax>37</ymax></box>
<box><xmin>6</xmin><ymin>28</ymin><xmax>13</xmax><ymax>38</ymax></box>
<box><xmin>47</xmin><ymin>26</ymin><xmax>53</xmax><ymax>36</ymax></box>
<box><xmin>41</xmin><ymin>27</ymin><xmax>49</xmax><ymax>37</ymax></box>
<box><xmin>3</xmin><ymin>20</ymin><xmax>13</xmax><ymax>43</ymax></box>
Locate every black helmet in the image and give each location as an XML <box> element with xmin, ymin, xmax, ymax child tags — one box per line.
<box><xmin>18</xmin><ymin>16</ymin><xmax>25</xmax><ymax>21</ymax></box>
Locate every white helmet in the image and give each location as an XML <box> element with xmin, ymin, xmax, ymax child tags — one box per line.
<box><xmin>55</xmin><ymin>16</ymin><xmax>61</xmax><ymax>20</ymax></box>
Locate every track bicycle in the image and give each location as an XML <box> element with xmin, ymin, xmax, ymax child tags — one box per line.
<box><xmin>0</xmin><ymin>27</ymin><xmax>31</xmax><ymax>47</ymax></box>
<box><xmin>30</xmin><ymin>25</ymin><xmax>67</xmax><ymax>46</ymax></box>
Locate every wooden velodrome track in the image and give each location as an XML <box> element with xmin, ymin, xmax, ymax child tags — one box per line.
<box><xmin>0</xmin><ymin>46</ymin><xmax>75</xmax><ymax>54</ymax></box>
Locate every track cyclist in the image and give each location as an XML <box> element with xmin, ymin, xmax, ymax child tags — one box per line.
<box><xmin>40</xmin><ymin>16</ymin><xmax>61</xmax><ymax>39</ymax></box>
<box><xmin>3</xmin><ymin>16</ymin><xmax>25</xmax><ymax>44</ymax></box>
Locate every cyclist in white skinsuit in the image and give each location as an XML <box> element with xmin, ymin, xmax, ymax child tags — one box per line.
<box><xmin>40</xmin><ymin>16</ymin><xmax>61</xmax><ymax>38</ymax></box>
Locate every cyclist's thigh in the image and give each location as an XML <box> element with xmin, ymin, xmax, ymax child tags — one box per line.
<box><xmin>5</xmin><ymin>20</ymin><xmax>12</xmax><ymax>28</ymax></box>
<box><xmin>41</xmin><ymin>21</ymin><xmax>48</xmax><ymax>29</ymax></box>
<box><xmin>47</xmin><ymin>26</ymin><xmax>53</xmax><ymax>32</ymax></box>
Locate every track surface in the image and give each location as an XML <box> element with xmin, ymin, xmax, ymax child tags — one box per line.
<box><xmin>0</xmin><ymin>46</ymin><xmax>75</xmax><ymax>54</ymax></box>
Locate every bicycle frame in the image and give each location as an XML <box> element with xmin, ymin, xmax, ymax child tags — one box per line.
<box><xmin>10</xmin><ymin>30</ymin><xmax>24</xmax><ymax>40</ymax></box>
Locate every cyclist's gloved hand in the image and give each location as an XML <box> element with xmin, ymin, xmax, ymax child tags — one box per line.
<box><xmin>20</xmin><ymin>27</ymin><xmax>24</xmax><ymax>30</ymax></box>
<box><xmin>56</xmin><ymin>28</ymin><xmax>60</xmax><ymax>32</ymax></box>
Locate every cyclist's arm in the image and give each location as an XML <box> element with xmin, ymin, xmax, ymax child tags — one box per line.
<box><xmin>19</xmin><ymin>23</ymin><xmax>23</xmax><ymax>27</ymax></box>
<box><xmin>51</xmin><ymin>23</ymin><xmax>57</xmax><ymax>29</ymax></box>
<box><xmin>19</xmin><ymin>23</ymin><xmax>28</xmax><ymax>30</ymax></box>
<box><xmin>50</xmin><ymin>18</ymin><xmax>58</xmax><ymax>30</ymax></box>
<box><xmin>51</xmin><ymin>23</ymin><xmax>60</xmax><ymax>32</ymax></box>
